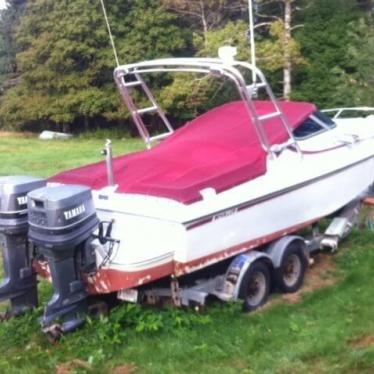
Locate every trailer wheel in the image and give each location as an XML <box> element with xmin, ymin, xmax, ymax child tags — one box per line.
<box><xmin>275</xmin><ymin>243</ymin><xmax>308</xmax><ymax>293</ymax></box>
<box><xmin>239</xmin><ymin>261</ymin><xmax>271</xmax><ymax>312</ymax></box>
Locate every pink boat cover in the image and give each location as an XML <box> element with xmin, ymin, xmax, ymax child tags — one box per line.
<box><xmin>51</xmin><ymin>101</ymin><xmax>316</xmax><ymax>204</ymax></box>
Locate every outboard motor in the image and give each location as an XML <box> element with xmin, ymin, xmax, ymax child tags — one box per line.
<box><xmin>0</xmin><ymin>176</ymin><xmax>46</xmax><ymax>317</ymax></box>
<box><xmin>28</xmin><ymin>185</ymin><xmax>99</xmax><ymax>334</ymax></box>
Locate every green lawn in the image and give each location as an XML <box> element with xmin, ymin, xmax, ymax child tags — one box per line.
<box><xmin>0</xmin><ymin>134</ymin><xmax>373</xmax><ymax>374</ymax></box>
<box><xmin>0</xmin><ymin>134</ymin><xmax>143</xmax><ymax>177</ymax></box>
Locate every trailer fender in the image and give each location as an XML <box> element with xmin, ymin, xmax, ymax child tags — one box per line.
<box><xmin>265</xmin><ymin>235</ymin><xmax>308</xmax><ymax>269</ymax></box>
<box><xmin>222</xmin><ymin>251</ymin><xmax>273</xmax><ymax>300</ymax></box>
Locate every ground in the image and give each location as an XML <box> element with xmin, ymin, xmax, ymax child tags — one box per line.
<box><xmin>0</xmin><ymin>134</ymin><xmax>373</xmax><ymax>374</ymax></box>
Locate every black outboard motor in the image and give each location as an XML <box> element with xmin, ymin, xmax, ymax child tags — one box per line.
<box><xmin>0</xmin><ymin>176</ymin><xmax>46</xmax><ymax>317</ymax></box>
<box><xmin>28</xmin><ymin>185</ymin><xmax>99</xmax><ymax>334</ymax></box>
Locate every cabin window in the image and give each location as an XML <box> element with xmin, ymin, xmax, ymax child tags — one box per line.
<box><xmin>293</xmin><ymin>111</ymin><xmax>336</xmax><ymax>139</ymax></box>
<box><xmin>313</xmin><ymin>111</ymin><xmax>336</xmax><ymax>127</ymax></box>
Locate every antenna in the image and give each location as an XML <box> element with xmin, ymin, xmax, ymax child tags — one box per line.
<box><xmin>248</xmin><ymin>0</ymin><xmax>257</xmax><ymax>84</ymax></box>
<box><xmin>99</xmin><ymin>0</ymin><xmax>120</xmax><ymax>67</ymax></box>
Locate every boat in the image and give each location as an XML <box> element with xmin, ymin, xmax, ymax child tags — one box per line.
<box><xmin>0</xmin><ymin>52</ymin><xmax>373</xmax><ymax>336</ymax></box>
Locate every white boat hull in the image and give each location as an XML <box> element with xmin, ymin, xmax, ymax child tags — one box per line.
<box><xmin>179</xmin><ymin>155</ymin><xmax>374</xmax><ymax>273</ymax></box>
<box><xmin>87</xmin><ymin>128</ymin><xmax>374</xmax><ymax>293</ymax></box>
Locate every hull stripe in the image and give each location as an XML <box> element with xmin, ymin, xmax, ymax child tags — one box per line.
<box><xmin>84</xmin><ymin>216</ymin><xmax>322</xmax><ymax>294</ymax></box>
<box><xmin>184</xmin><ymin>155</ymin><xmax>373</xmax><ymax>230</ymax></box>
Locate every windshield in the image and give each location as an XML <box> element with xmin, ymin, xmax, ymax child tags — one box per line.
<box><xmin>293</xmin><ymin>111</ymin><xmax>336</xmax><ymax>139</ymax></box>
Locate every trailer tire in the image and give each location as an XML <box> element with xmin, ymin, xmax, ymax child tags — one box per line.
<box><xmin>239</xmin><ymin>261</ymin><xmax>271</xmax><ymax>312</ymax></box>
<box><xmin>275</xmin><ymin>243</ymin><xmax>308</xmax><ymax>293</ymax></box>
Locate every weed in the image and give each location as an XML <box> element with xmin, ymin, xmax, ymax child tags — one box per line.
<box><xmin>86</xmin><ymin>303</ymin><xmax>212</xmax><ymax>350</ymax></box>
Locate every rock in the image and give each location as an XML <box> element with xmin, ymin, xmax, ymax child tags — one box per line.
<box><xmin>39</xmin><ymin>131</ymin><xmax>73</xmax><ymax>140</ymax></box>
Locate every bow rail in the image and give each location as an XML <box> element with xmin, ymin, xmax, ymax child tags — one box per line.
<box><xmin>322</xmin><ymin>107</ymin><xmax>374</xmax><ymax>119</ymax></box>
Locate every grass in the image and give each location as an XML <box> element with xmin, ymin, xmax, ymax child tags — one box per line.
<box><xmin>0</xmin><ymin>134</ymin><xmax>373</xmax><ymax>373</ymax></box>
<box><xmin>0</xmin><ymin>134</ymin><xmax>143</xmax><ymax>177</ymax></box>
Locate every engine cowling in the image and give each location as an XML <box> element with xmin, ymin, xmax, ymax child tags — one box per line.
<box><xmin>0</xmin><ymin>176</ymin><xmax>46</xmax><ymax>316</ymax></box>
<box><xmin>28</xmin><ymin>184</ymin><xmax>99</xmax><ymax>333</ymax></box>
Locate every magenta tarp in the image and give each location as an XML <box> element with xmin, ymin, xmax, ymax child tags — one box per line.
<box><xmin>51</xmin><ymin>101</ymin><xmax>316</xmax><ymax>204</ymax></box>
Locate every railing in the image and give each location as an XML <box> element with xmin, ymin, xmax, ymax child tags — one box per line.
<box><xmin>114</xmin><ymin>58</ymin><xmax>302</xmax><ymax>157</ymax></box>
<box><xmin>322</xmin><ymin>107</ymin><xmax>374</xmax><ymax>119</ymax></box>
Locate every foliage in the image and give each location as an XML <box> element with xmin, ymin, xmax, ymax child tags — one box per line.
<box><xmin>0</xmin><ymin>0</ymin><xmax>189</xmax><ymax>131</ymax></box>
<box><xmin>345</xmin><ymin>16</ymin><xmax>374</xmax><ymax>106</ymax></box>
<box><xmin>292</xmin><ymin>0</ymin><xmax>359</xmax><ymax>107</ymax></box>
<box><xmin>0</xmin><ymin>0</ymin><xmax>374</xmax><ymax>132</ymax></box>
<box><xmin>257</xmin><ymin>20</ymin><xmax>305</xmax><ymax>72</ymax></box>
<box><xmin>89</xmin><ymin>303</ymin><xmax>212</xmax><ymax>351</ymax></box>
<box><xmin>161</xmin><ymin>0</ymin><xmax>247</xmax><ymax>34</ymax></box>
<box><xmin>0</xmin><ymin>33</ymin><xmax>7</xmax><ymax>88</ymax></box>
<box><xmin>160</xmin><ymin>16</ymin><xmax>307</xmax><ymax>120</ymax></box>
<box><xmin>0</xmin><ymin>0</ymin><xmax>27</xmax><ymax>75</ymax></box>
<box><xmin>160</xmin><ymin>21</ymin><xmax>249</xmax><ymax>120</ymax></box>
<box><xmin>196</xmin><ymin>20</ymin><xmax>250</xmax><ymax>59</ymax></box>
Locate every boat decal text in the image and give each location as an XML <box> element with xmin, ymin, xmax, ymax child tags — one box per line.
<box><xmin>212</xmin><ymin>208</ymin><xmax>238</xmax><ymax>221</ymax></box>
<box><xmin>64</xmin><ymin>204</ymin><xmax>86</xmax><ymax>220</ymax></box>
<box><xmin>17</xmin><ymin>196</ymin><xmax>28</xmax><ymax>206</ymax></box>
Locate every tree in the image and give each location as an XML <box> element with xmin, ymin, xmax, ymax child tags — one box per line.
<box><xmin>357</xmin><ymin>0</ymin><xmax>373</xmax><ymax>11</ymax></box>
<box><xmin>160</xmin><ymin>21</ymin><xmax>250</xmax><ymax>120</ymax></box>
<box><xmin>345</xmin><ymin>16</ymin><xmax>374</xmax><ymax>106</ymax></box>
<box><xmin>161</xmin><ymin>0</ymin><xmax>247</xmax><ymax>47</ymax></box>
<box><xmin>253</xmin><ymin>0</ymin><xmax>306</xmax><ymax>99</ymax></box>
<box><xmin>0</xmin><ymin>33</ymin><xmax>7</xmax><ymax>88</ymax></box>
<box><xmin>0</xmin><ymin>0</ymin><xmax>27</xmax><ymax>88</ymax></box>
<box><xmin>0</xmin><ymin>0</ymin><xmax>189</xmax><ymax>131</ymax></box>
<box><xmin>293</xmin><ymin>0</ymin><xmax>360</xmax><ymax>107</ymax></box>
<box><xmin>160</xmin><ymin>16</ymin><xmax>305</xmax><ymax>119</ymax></box>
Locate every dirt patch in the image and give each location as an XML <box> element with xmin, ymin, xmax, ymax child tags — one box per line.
<box><xmin>283</xmin><ymin>253</ymin><xmax>339</xmax><ymax>304</ymax></box>
<box><xmin>264</xmin><ymin>253</ymin><xmax>339</xmax><ymax>309</ymax></box>
<box><xmin>349</xmin><ymin>334</ymin><xmax>374</xmax><ymax>349</ymax></box>
<box><xmin>56</xmin><ymin>359</ymin><xmax>91</xmax><ymax>374</ymax></box>
<box><xmin>275</xmin><ymin>358</ymin><xmax>327</xmax><ymax>374</ymax></box>
<box><xmin>112</xmin><ymin>363</ymin><xmax>137</xmax><ymax>374</ymax></box>
<box><xmin>361</xmin><ymin>204</ymin><xmax>374</xmax><ymax>230</ymax></box>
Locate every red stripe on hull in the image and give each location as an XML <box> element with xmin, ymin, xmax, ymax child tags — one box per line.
<box><xmin>87</xmin><ymin>216</ymin><xmax>321</xmax><ymax>293</ymax></box>
<box><xmin>35</xmin><ymin>217</ymin><xmax>321</xmax><ymax>294</ymax></box>
<box><xmin>86</xmin><ymin>261</ymin><xmax>174</xmax><ymax>294</ymax></box>
<box><xmin>174</xmin><ymin>216</ymin><xmax>321</xmax><ymax>276</ymax></box>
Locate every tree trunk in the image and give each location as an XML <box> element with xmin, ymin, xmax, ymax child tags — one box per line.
<box><xmin>199</xmin><ymin>1</ymin><xmax>208</xmax><ymax>48</ymax></box>
<box><xmin>62</xmin><ymin>123</ymin><xmax>71</xmax><ymax>134</ymax></box>
<box><xmin>357</xmin><ymin>0</ymin><xmax>373</xmax><ymax>11</ymax></box>
<box><xmin>283</xmin><ymin>0</ymin><xmax>292</xmax><ymax>100</ymax></box>
<box><xmin>84</xmin><ymin>117</ymin><xmax>89</xmax><ymax>132</ymax></box>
